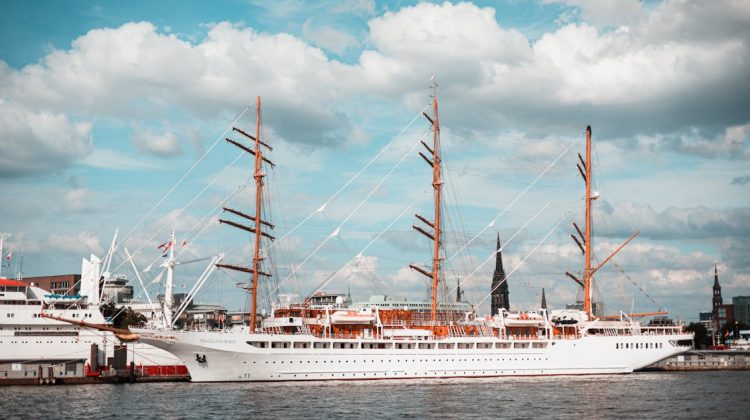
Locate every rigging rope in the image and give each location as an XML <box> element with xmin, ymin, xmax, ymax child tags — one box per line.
<box><xmin>271</xmin><ymin>134</ymin><xmax>426</xmax><ymax>295</ymax></box>
<box><xmin>267</xmin><ymin>104</ymin><xmax>431</xmax><ymax>251</ymax></box>
<box><xmin>306</xmin><ymin>192</ymin><xmax>426</xmax><ymax>299</ymax></box>
<box><xmin>445</xmin><ymin>137</ymin><xmax>580</xmax><ymax>264</ymax></box>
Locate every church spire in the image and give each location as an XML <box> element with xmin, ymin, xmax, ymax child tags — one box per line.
<box><xmin>495</xmin><ymin>233</ymin><xmax>505</xmax><ymax>273</ymax></box>
<box><xmin>491</xmin><ymin>232</ymin><xmax>510</xmax><ymax>315</ymax></box>
<box><xmin>713</xmin><ymin>264</ymin><xmax>723</xmax><ymax>308</ymax></box>
<box><xmin>541</xmin><ymin>288</ymin><xmax>547</xmax><ymax>310</ymax></box>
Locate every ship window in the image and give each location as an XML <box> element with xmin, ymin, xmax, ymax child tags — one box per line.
<box><xmin>477</xmin><ymin>343</ymin><xmax>491</xmax><ymax>349</ymax></box>
<box><xmin>313</xmin><ymin>342</ymin><xmax>330</xmax><ymax>349</ymax></box>
<box><xmin>418</xmin><ymin>343</ymin><xmax>435</xmax><ymax>349</ymax></box>
<box><xmin>457</xmin><ymin>343</ymin><xmax>472</xmax><ymax>349</ymax></box>
<box><xmin>513</xmin><ymin>342</ymin><xmax>529</xmax><ymax>349</ymax></box>
<box><xmin>293</xmin><ymin>342</ymin><xmax>310</xmax><ymax>349</ymax></box>
<box><xmin>532</xmin><ymin>342</ymin><xmax>547</xmax><ymax>349</ymax></box>
<box><xmin>271</xmin><ymin>342</ymin><xmax>288</xmax><ymax>349</ymax></box>
<box><xmin>438</xmin><ymin>343</ymin><xmax>454</xmax><ymax>349</ymax></box>
<box><xmin>495</xmin><ymin>342</ymin><xmax>511</xmax><ymax>349</ymax></box>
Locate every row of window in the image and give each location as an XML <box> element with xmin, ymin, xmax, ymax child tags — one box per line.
<box><xmin>252</xmin><ymin>356</ymin><xmax>549</xmax><ymax>364</ymax></box>
<box><xmin>616</xmin><ymin>342</ymin><xmax>662</xmax><ymax>349</ymax></box>
<box><xmin>248</xmin><ymin>341</ymin><xmax>549</xmax><ymax>350</ymax></box>
<box><xmin>256</xmin><ymin>369</ymin><xmax>548</xmax><ymax>380</ymax></box>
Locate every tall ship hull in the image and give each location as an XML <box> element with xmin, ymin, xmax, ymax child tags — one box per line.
<box><xmin>140</xmin><ymin>328</ymin><xmax>692</xmax><ymax>382</ymax></box>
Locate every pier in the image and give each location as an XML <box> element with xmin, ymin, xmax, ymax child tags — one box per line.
<box><xmin>644</xmin><ymin>350</ymin><xmax>750</xmax><ymax>371</ymax></box>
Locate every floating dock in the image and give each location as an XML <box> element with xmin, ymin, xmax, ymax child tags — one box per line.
<box><xmin>643</xmin><ymin>350</ymin><xmax>750</xmax><ymax>371</ymax></box>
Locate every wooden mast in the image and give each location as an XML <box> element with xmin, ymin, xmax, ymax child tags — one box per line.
<box><xmin>407</xmin><ymin>80</ymin><xmax>444</xmax><ymax>322</ymax></box>
<box><xmin>217</xmin><ymin>97</ymin><xmax>275</xmax><ymax>333</ymax></box>
<box><xmin>430</xmin><ymin>83</ymin><xmax>442</xmax><ymax>322</ymax></box>
<box><xmin>571</xmin><ymin>126</ymin><xmax>639</xmax><ymax>318</ymax></box>
<box><xmin>583</xmin><ymin>126</ymin><xmax>593</xmax><ymax>318</ymax></box>
<box><xmin>250</xmin><ymin>96</ymin><xmax>263</xmax><ymax>331</ymax></box>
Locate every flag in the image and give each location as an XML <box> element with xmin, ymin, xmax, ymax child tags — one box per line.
<box><xmin>157</xmin><ymin>241</ymin><xmax>173</xmax><ymax>257</ymax></box>
<box><xmin>5</xmin><ymin>250</ymin><xmax>11</xmax><ymax>262</ymax></box>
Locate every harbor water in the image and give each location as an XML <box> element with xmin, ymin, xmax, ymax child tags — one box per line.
<box><xmin>1</xmin><ymin>371</ymin><xmax>748</xmax><ymax>419</ymax></box>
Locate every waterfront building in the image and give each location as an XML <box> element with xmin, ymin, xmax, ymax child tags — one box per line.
<box><xmin>490</xmin><ymin>233</ymin><xmax>509</xmax><ymax>315</ymax></box>
<box><xmin>22</xmin><ymin>274</ymin><xmax>80</xmax><ymax>295</ymax></box>
<box><xmin>733</xmin><ymin>296</ymin><xmax>750</xmax><ymax>326</ymax></box>
<box><xmin>699</xmin><ymin>311</ymin><xmax>714</xmax><ymax>332</ymax></box>
<box><xmin>100</xmin><ymin>274</ymin><xmax>133</xmax><ymax>303</ymax></box>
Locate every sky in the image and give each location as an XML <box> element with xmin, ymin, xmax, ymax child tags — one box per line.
<box><xmin>0</xmin><ymin>0</ymin><xmax>748</xmax><ymax>321</ymax></box>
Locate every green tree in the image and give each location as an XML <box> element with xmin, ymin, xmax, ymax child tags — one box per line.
<box><xmin>684</xmin><ymin>322</ymin><xmax>711</xmax><ymax>349</ymax></box>
<box><xmin>99</xmin><ymin>302</ymin><xmax>147</xmax><ymax>328</ymax></box>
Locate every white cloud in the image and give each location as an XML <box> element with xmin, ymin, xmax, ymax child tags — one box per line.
<box><xmin>302</xmin><ymin>20</ymin><xmax>359</xmax><ymax>55</ymax></box>
<box><xmin>132</xmin><ymin>126</ymin><xmax>181</xmax><ymax>157</ymax></box>
<box><xmin>47</xmin><ymin>231</ymin><xmax>104</xmax><ymax>255</ymax></box>
<box><xmin>63</xmin><ymin>188</ymin><xmax>101</xmax><ymax>213</ymax></box>
<box><xmin>0</xmin><ymin>21</ymin><xmax>359</xmax><ymax>148</ymax></box>
<box><xmin>595</xmin><ymin>201</ymin><xmax>750</xmax><ymax>240</ymax></box>
<box><xmin>546</xmin><ymin>0</ymin><xmax>645</xmax><ymax>28</ymax></box>
<box><xmin>0</xmin><ymin>100</ymin><xmax>92</xmax><ymax>176</ymax></box>
<box><xmin>331</xmin><ymin>0</ymin><xmax>375</xmax><ymax>17</ymax></box>
<box><xmin>357</xmin><ymin>1</ymin><xmax>750</xmax><ymax>139</ymax></box>
<box><xmin>82</xmin><ymin>148</ymin><xmax>162</xmax><ymax>170</ymax></box>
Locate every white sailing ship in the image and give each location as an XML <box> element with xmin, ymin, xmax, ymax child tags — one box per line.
<box><xmin>137</xmin><ymin>90</ymin><xmax>693</xmax><ymax>382</ymax></box>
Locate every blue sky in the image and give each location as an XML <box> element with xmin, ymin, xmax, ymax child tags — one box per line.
<box><xmin>1</xmin><ymin>0</ymin><xmax>748</xmax><ymax>320</ymax></box>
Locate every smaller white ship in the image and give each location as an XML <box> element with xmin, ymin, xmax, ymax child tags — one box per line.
<box><xmin>0</xmin><ymin>252</ymin><xmax>185</xmax><ymax>378</ymax></box>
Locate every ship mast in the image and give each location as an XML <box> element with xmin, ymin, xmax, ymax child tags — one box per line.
<box><xmin>217</xmin><ymin>96</ymin><xmax>275</xmax><ymax>332</ymax></box>
<box><xmin>583</xmin><ymin>126</ymin><xmax>593</xmax><ymax>318</ymax></box>
<box><xmin>409</xmin><ymin>80</ymin><xmax>443</xmax><ymax>322</ymax></box>
<box><xmin>571</xmin><ymin>126</ymin><xmax>638</xmax><ymax>318</ymax></box>
<box><xmin>429</xmin><ymin>84</ymin><xmax>442</xmax><ymax>322</ymax></box>
<box><xmin>250</xmin><ymin>97</ymin><xmax>263</xmax><ymax>331</ymax></box>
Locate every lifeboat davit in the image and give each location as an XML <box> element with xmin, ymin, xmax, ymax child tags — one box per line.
<box><xmin>331</xmin><ymin>309</ymin><xmax>375</xmax><ymax>324</ymax></box>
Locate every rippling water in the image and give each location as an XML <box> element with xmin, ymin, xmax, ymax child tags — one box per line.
<box><xmin>2</xmin><ymin>371</ymin><xmax>748</xmax><ymax>419</ymax></box>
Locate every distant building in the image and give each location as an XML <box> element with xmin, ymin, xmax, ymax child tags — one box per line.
<box><xmin>490</xmin><ymin>234</ymin><xmax>510</xmax><ymax>315</ymax></box>
<box><xmin>711</xmin><ymin>265</ymin><xmax>730</xmax><ymax>332</ymax></box>
<box><xmin>22</xmin><ymin>274</ymin><xmax>81</xmax><ymax>295</ymax></box>
<box><xmin>100</xmin><ymin>274</ymin><xmax>133</xmax><ymax>304</ymax></box>
<box><xmin>566</xmin><ymin>301</ymin><xmax>603</xmax><ymax>316</ymax></box>
<box><xmin>699</xmin><ymin>311</ymin><xmax>714</xmax><ymax>332</ymax></box>
<box><xmin>733</xmin><ymin>296</ymin><xmax>750</xmax><ymax>326</ymax></box>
